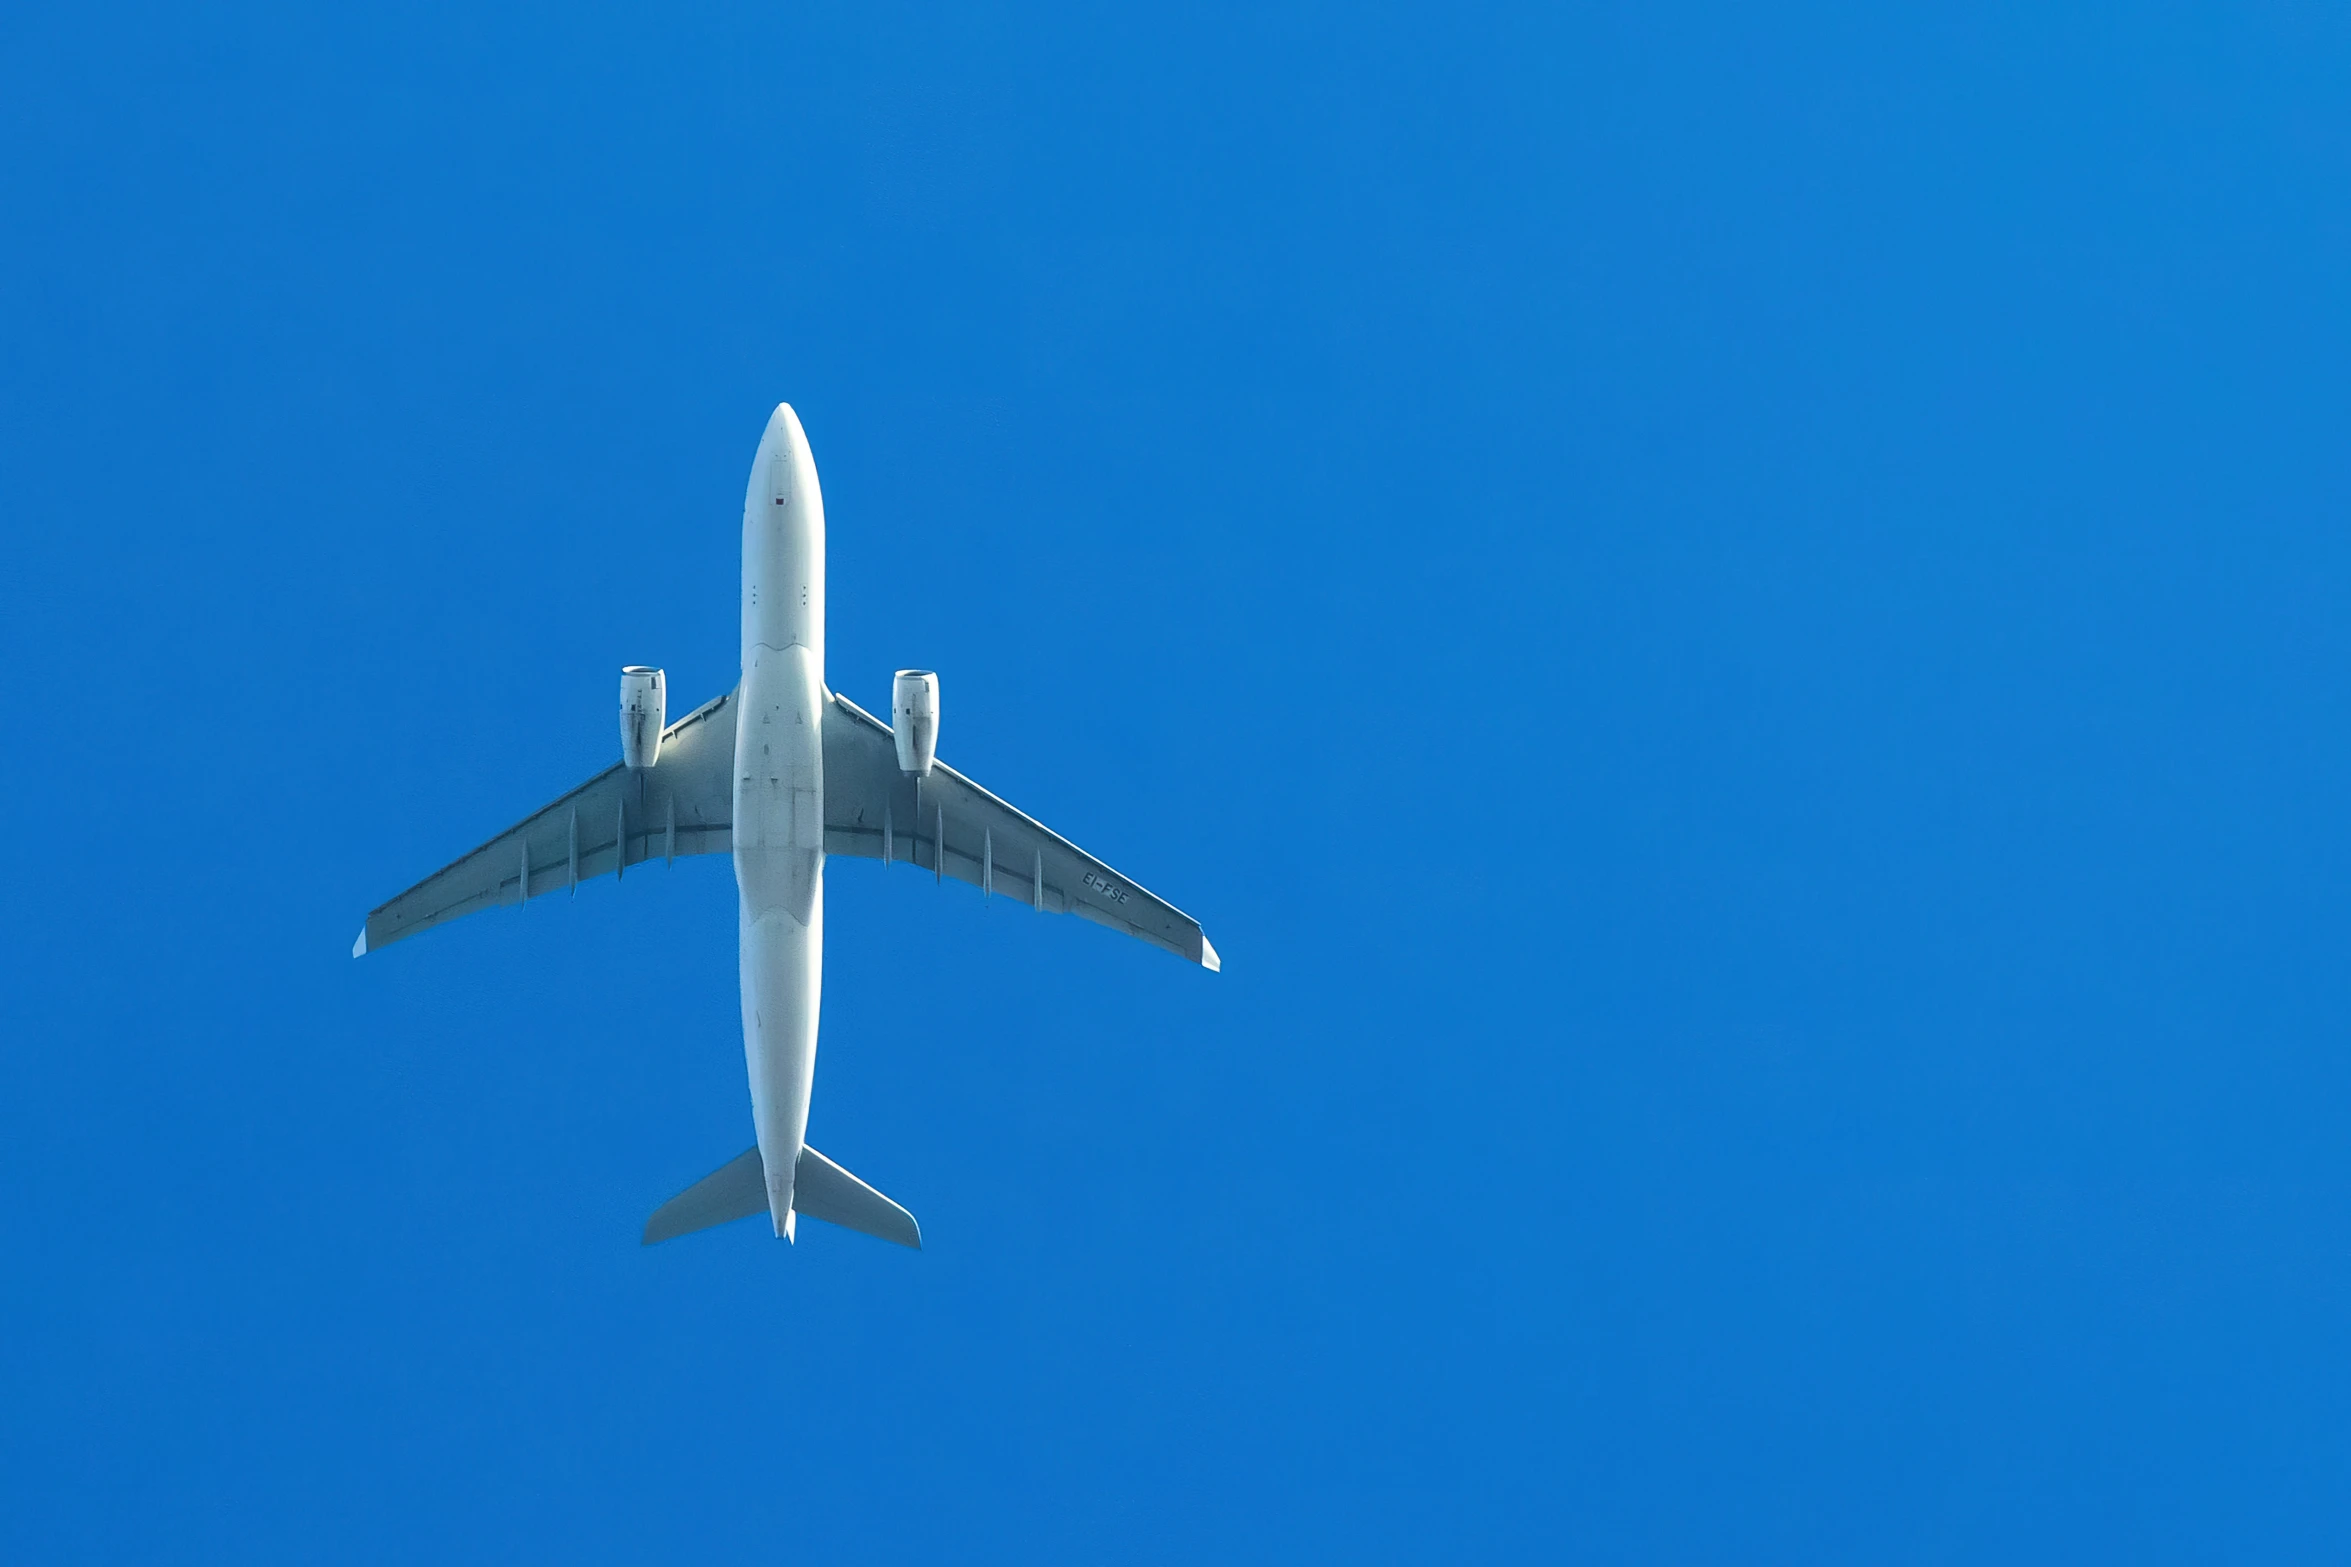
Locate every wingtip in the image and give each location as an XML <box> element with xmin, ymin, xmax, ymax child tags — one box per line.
<box><xmin>1200</xmin><ymin>934</ymin><xmax>1221</xmax><ymax>973</ymax></box>
<box><xmin>351</xmin><ymin>926</ymin><xmax>368</xmax><ymax>958</ymax></box>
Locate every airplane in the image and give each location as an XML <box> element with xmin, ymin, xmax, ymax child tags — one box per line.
<box><xmin>353</xmin><ymin>403</ymin><xmax>1218</xmax><ymax>1251</ymax></box>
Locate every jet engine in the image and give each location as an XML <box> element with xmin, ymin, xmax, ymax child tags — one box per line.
<box><xmin>892</xmin><ymin>669</ymin><xmax>939</xmax><ymax>776</ymax></box>
<box><xmin>620</xmin><ymin>666</ymin><xmax>666</xmax><ymax>768</ymax></box>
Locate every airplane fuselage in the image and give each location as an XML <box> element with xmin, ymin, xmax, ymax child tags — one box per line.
<box><xmin>733</xmin><ymin>404</ymin><xmax>827</xmax><ymax>1237</ymax></box>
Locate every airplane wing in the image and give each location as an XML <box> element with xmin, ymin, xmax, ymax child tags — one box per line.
<box><xmin>354</xmin><ymin>688</ymin><xmax>738</xmax><ymax>956</ymax></box>
<box><xmin>821</xmin><ymin>692</ymin><xmax>1219</xmax><ymax>970</ymax></box>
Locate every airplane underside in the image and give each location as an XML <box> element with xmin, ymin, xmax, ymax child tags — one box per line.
<box><xmin>354</xmin><ymin>403</ymin><xmax>1217</xmax><ymax>1251</ymax></box>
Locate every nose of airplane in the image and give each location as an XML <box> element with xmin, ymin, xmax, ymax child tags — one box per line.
<box><xmin>758</xmin><ymin>404</ymin><xmax>815</xmax><ymax>502</ymax></box>
<box><xmin>763</xmin><ymin>402</ymin><xmax>807</xmax><ymax>460</ymax></box>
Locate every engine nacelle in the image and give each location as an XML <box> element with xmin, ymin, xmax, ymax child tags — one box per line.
<box><xmin>892</xmin><ymin>669</ymin><xmax>939</xmax><ymax>776</ymax></box>
<box><xmin>620</xmin><ymin>666</ymin><xmax>666</xmax><ymax>768</ymax></box>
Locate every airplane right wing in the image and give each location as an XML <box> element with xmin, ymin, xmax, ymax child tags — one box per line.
<box><xmin>820</xmin><ymin>691</ymin><xmax>1219</xmax><ymax>970</ymax></box>
<box><xmin>354</xmin><ymin>688</ymin><xmax>738</xmax><ymax>957</ymax></box>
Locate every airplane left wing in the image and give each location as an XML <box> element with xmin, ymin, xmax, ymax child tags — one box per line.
<box><xmin>354</xmin><ymin>689</ymin><xmax>738</xmax><ymax>956</ymax></box>
<box><xmin>821</xmin><ymin>691</ymin><xmax>1219</xmax><ymax>970</ymax></box>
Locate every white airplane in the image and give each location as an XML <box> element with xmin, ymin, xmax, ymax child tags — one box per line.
<box><xmin>354</xmin><ymin>404</ymin><xmax>1218</xmax><ymax>1250</ymax></box>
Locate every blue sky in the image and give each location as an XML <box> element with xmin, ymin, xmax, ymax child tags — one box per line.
<box><xmin>6</xmin><ymin>1</ymin><xmax>2351</xmax><ymax>1559</ymax></box>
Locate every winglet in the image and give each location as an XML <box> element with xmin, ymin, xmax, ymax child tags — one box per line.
<box><xmin>1200</xmin><ymin>934</ymin><xmax>1221</xmax><ymax>973</ymax></box>
<box><xmin>351</xmin><ymin>926</ymin><xmax>368</xmax><ymax>958</ymax></box>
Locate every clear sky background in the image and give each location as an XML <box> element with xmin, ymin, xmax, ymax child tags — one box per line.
<box><xmin>6</xmin><ymin>1</ymin><xmax>2351</xmax><ymax>1560</ymax></box>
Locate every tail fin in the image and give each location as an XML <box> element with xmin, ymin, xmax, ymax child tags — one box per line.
<box><xmin>642</xmin><ymin>1145</ymin><xmax>922</xmax><ymax>1249</ymax></box>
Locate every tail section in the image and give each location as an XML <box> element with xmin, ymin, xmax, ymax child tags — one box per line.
<box><xmin>791</xmin><ymin>1145</ymin><xmax>922</xmax><ymax>1248</ymax></box>
<box><xmin>642</xmin><ymin>1148</ymin><xmax>764</xmax><ymax>1244</ymax></box>
<box><xmin>642</xmin><ymin>1144</ymin><xmax>921</xmax><ymax>1249</ymax></box>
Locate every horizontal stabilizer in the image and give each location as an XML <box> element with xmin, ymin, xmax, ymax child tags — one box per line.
<box><xmin>642</xmin><ymin>1144</ymin><xmax>921</xmax><ymax>1249</ymax></box>
<box><xmin>642</xmin><ymin>1147</ymin><xmax>765</xmax><ymax>1244</ymax></box>
<box><xmin>792</xmin><ymin>1145</ymin><xmax>923</xmax><ymax>1249</ymax></box>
